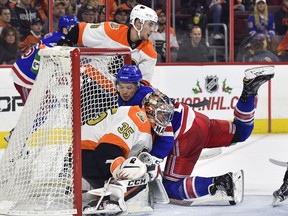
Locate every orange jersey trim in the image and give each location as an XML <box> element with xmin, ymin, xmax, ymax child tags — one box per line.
<box><xmin>81</xmin><ymin>140</ymin><xmax>98</xmax><ymax>150</ymax></box>
<box><xmin>128</xmin><ymin>107</ymin><xmax>151</xmax><ymax>133</ymax></box>
<box><xmin>103</xmin><ymin>22</ymin><xmax>130</xmax><ymax>47</ymax></box>
<box><xmin>77</xmin><ymin>22</ymin><xmax>88</xmax><ymax>46</ymax></box>
<box><xmin>98</xmin><ymin>133</ymin><xmax>131</xmax><ymax>158</ymax></box>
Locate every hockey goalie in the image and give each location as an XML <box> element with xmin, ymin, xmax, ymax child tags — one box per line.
<box><xmin>81</xmin><ymin>91</ymin><xmax>174</xmax><ymax>215</ymax></box>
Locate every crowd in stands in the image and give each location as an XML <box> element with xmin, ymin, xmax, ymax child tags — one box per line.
<box><xmin>0</xmin><ymin>0</ymin><xmax>288</xmax><ymax>65</ymax></box>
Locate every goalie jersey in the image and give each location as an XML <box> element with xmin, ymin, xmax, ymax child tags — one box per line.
<box><xmin>67</xmin><ymin>22</ymin><xmax>157</xmax><ymax>82</ymax></box>
<box><xmin>81</xmin><ymin>106</ymin><xmax>153</xmax><ymax>158</ymax></box>
<box><xmin>11</xmin><ymin>31</ymin><xmax>65</xmax><ymax>89</ymax></box>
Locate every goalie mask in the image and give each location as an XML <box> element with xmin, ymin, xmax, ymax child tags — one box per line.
<box><xmin>142</xmin><ymin>90</ymin><xmax>174</xmax><ymax>136</ymax></box>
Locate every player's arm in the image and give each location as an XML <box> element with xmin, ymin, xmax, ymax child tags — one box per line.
<box><xmin>57</xmin><ymin>24</ymin><xmax>80</xmax><ymax>46</ymax></box>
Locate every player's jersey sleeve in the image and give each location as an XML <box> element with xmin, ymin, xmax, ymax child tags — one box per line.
<box><xmin>81</xmin><ymin>106</ymin><xmax>152</xmax><ymax>158</ymax></box>
<box><xmin>150</xmin><ymin>122</ymin><xmax>174</xmax><ymax>159</ymax></box>
<box><xmin>77</xmin><ymin>22</ymin><xmax>156</xmax><ymax>82</ymax></box>
<box><xmin>11</xmin><ymin>32</ymin><xmax>65</xmax><ymax>88</ymax></box>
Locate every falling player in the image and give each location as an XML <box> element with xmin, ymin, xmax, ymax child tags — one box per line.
<box><xmin>58</xmin><ymin>4</ymin><xmax>158</xmax><ymax>83</ymax></box>
<box><xmin>115</xmin><ymin>64</ymin><xmax>275</xmax><ymax>204</ymax></box>
<box><xmin>11</xmin><ymin>15</ymin><xmax>79</xmax><ymax>104</ymax></box>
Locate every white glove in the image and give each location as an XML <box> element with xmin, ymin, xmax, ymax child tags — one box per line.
<box><xmin>138</xmin><ymin>152</ymin><xmax>163</xmax><ymax>182</ymax></box>
<box><xmin>110</xmin><ymin>156</ymin><xmax>147</xmax><ymax>180</ymax></box>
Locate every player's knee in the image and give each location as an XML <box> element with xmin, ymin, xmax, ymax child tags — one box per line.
<box><xmin>163</xmin><ymin>179</ymin><xmax>186</xmax><ymax>200</ymax></box>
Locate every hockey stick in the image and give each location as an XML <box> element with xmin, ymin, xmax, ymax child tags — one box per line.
<box><xmin>199</xmin><ymin>148</ymin><xmax>222</xmax><ymax>160</ymax></box>
<box><xmin>269</xmin><ymin>158</ymin><xmax>288</xmax><ymax>167</ymax></box>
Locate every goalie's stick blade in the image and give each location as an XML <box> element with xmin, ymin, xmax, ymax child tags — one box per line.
<box><xmin>199</xmin><ymin>148</ymin><xmax>222</xmax><ymax>160</ymax></box>
<box><xmin>269</xmin><ymin>158</ymin><xmax>288</xmax><ymax>167</ymax></box>
<box><xmin>87</xmin><ymin>188</ymin><xmax>112</xmax><ymax>197</ymax></box>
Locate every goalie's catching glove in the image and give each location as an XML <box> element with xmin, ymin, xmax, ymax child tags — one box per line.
<box><xmin>110</xmin><ymin>156</ymin><xmax>147</xmax><ymax>180</ymax></box>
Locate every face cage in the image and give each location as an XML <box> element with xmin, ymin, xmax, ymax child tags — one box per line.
<box><xmin>151</xmin><ymin>107</ymin><xmax>173</xmax><ymax>136</ymax></box>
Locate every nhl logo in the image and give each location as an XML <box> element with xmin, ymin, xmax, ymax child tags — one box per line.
<box><xmin>205</xmin><ymin>76</ymin><xmax>219</xmax><ymax>93</ymax></box>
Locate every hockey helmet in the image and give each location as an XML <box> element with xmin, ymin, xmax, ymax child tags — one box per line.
<box><xmin>142</xmin><ymin>90</ymin><xmax>174</xmax><ymax>136</ymax></box>
<box><xmin>130</xmin><ymin>5</ymin><xmax>158</xmax><ymax>31</ymax></box>
<box><xmin>58</xmin><ymin>15</ymin><xmax>79</xmax><ymax>32</ymax></box>
<box><xmin>116</xmin><ymin>65</ymin><xmax>142</xmax><ymax>83</ymax></box>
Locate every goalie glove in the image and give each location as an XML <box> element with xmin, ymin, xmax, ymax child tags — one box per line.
<box><xmin>110</xmin><ymin>156</ymin><xmax>147</xmax><ymax>180</ymax></box>
<box><xmin>138</xmin><ymin>152</ymin><xmax>163</xmax><ymax>182</ymax></box>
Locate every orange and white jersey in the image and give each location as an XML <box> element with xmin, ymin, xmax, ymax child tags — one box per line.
<box><xmin>81</xmin><ymin>106</ymin><xmax>152</xmax><ymax>158</ymax></box>
<box><xmin>76</xmin><ymin>22</ymin><xmax>157</xmax><ymax>82</ymax></box>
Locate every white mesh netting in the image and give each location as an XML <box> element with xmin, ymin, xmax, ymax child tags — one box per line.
<box><xmin>0</xmin><ymin>46</ymin><xmax>128</xmax><ymax>215</ymax></box>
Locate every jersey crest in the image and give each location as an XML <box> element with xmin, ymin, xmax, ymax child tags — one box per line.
<box><xmin>136</xmin><ymin>110</ymin><xmax>147</xmax><ymax>123</ymax></box>
<box><xmin>109</xmin><ymin>22</ymin><xmax>120</xmax><ymax>30</ymax></box>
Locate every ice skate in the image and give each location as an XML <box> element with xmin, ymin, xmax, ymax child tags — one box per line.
<box><xmin>272</xmin><ymin>180</ymin><xmax>288</xmax><ymax>207</ymax></box>
<box><xmin>209</xmin><ymin>170</ymin><xmax>244</xmax><ymax>205</ymax></box>
<box><xmin>240</xmin><ymin>66</ymin><xmax>275</xmax><ymax>102</ymax></box>
<box><xmin>82</xmin><ymin>199</ymin><xmax>123</xmax><ymax>215</ymax></box>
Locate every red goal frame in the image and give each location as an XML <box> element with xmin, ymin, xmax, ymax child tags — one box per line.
<box><xmin>71</xmin><ymin>48</ymin><xmax>131</xmax><ymax>216</ymax></box>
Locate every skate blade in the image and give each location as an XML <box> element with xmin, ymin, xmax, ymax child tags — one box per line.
<box><xmin>272</xmin><ymin>196</ymin><xmax>281</xmax><ymax>207</ymax></box>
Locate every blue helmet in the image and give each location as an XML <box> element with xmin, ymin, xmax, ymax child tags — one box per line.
<box><xmin>58</xmin><ymin>15</ymin><xmax>79</xmax><ymax>32</ymax></box>
<box><xmin>116</xmin><ymin>65</ymin><xmax>142</xmax><ymax>83</ymax></box>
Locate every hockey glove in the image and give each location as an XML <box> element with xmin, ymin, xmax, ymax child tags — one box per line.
<box><xmin>110</xmin><ymin>156</ymin><xmax>147</xmax><ymax>180</ymax></box>
<box><xmin>138</xmin><ymin>152</ymin><xmax>163</xmax><ymax>182</ymax></box>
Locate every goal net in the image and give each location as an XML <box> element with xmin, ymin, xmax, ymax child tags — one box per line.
<box><xmin>0</xmin><ymin>46</ymin><xmax>131</xmax><ymax>215</ymax></box>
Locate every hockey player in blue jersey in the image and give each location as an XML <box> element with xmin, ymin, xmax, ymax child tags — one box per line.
<box><xmin>116</xmin><ymin>64</ymin><xmax>275</xmax><ymax>205</ymax></box>
<box><xmin>11</xmin><ymin>15</ymin><xmax>79</xmax><ymax>104</ymax></box>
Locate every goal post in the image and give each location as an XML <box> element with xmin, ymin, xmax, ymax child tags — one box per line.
<box><xmin>0</xmin><ymin>46</ymin><xmax>131</xmax><ymax>216</ymax></box>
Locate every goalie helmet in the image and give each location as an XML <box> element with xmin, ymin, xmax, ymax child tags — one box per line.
<box><xmin>142</xmin><ymin>90</ymin><xmax>174</xmax><ymax>136</ymax></box>
<box><xmin>116</xmin><ymin>65</ymin><xmax>142</xmax><ymax>83</ymax></box>
<box><xmin>58</xmin><ymin>15</ymin><xmax>79</xmax><ymax>32</ymax></box>
<box><xmin>130</xmin><ymin>5</ymin><xmax>158</xmax><ymax>33</ymax></box>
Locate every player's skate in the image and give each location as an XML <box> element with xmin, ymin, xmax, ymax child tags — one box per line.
<box><xmin>240</xmin><ymin>66</ymin><xmax>275</xmax><ymax>102</ymax></box>
<box><xmin>272</xmin><ymin>179</ymin><xmax>288</xmax><ymax>207</ymax></box>
<box><xmin>170</xmin><ymin>170</ymin><xmax>244</xmax><ymax>206</ymax></box>
<box><xmin>208</xmin><ymin>170</ymin><xmax>244</xmax><ymax>205</ymax></box>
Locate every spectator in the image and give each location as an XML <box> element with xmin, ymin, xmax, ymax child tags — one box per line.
<box><xmin>113</xmin><ymin>6</ymin><xmax>129</xmax><ymax>25</ymax></box>
<box><xmin>31</xmin><ymin>0</ymin><xmax>48</xmax><ymax>22</ymax></box>
<box><xmin>234</xmin><ymin>0</ymin><xmax>246</xmax><ymax>11</ymax></box>
<box><xmin>276</xmin><ymin>30</ymin><xmax>288</xmax><ymax>60</ymax></box>
<box><xmin>248</xmin><ymin>0</ymin><xmax>275</xmax><ymax>42</ymax></box>
<box><xmin>149</xmin><ymin>9</ymin><xmax>179</xmax><ymax>62</ymax></box>
<box><xmin>0</xmin><ymin>0</ymin><xmax>15</xmax><ymax>11</ymax></box>
<box><xmin>98</xmin><ymin>0</ymin><xmax>117</xmax><ymax>21</ymax></box>
<box><xmin>42</xmin><ymin>1</ymin><xmax>65</xmax><ymax>33</ymax></box>
<box><xmin>274</xmin><ymin>0</ymin><xmax>288</xmax><ymax>36</ymax></box>
<box><xmin>21</xmin><ymin>17</ymin><xmax>43</xmax><ymax>53</ymax></box>
<box><xmin>54</xmin><ymin>0</ymin><xmax>74</xmax><ymax>15</ymax></box>
<box><xmin>245</xmin><ymin>33</ymin><xmax>279</xmax><ymax>61</ymax></box>
<box><xmin>177</xmin><ymin>26</ymin><xmax>210</xmax><ymax>62</ymax></box>
<box><xmin>77</xmin><ymin>5</ymin><xmax>98</xmax><ymax>23</ymax></box>
<box><xmin>0</xmin><ymin>26</ymin><xmax>21</xmax><ymax>64</ymax></box>
<box><xmin>208</xmin><ymin>0</ymin><xmax>227</xmax><ymax>39</ymax></box>
<box><xmin>0</xmin><ymin>7</ymin><xmax>11</xmax><ymax>34</ymax></box>
<box><xmin>11</xmin><ymin>0</ymin><xmax>41</xmax><ymax>41</ymax></box>
<box><xmin>116</xmin><ymin>0</ymin><xmax>138</xmax><ymax>20</ymax></box>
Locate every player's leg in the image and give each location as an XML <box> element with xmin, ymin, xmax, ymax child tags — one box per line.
<box><xmin>232</xmin><ymin>66</ymin><xmax>275</xmax><ymax>143</ymax></box>
<box><xmin>272</xmin><ymin>169</ymin><xmax>288</xmax><ymax>206</ymax></box>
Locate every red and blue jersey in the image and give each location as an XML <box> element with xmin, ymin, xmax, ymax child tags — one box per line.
<box><xmin>12</xmin><ymin>32</ymin><xmax>65</xmax><ymax>89</ymax></box>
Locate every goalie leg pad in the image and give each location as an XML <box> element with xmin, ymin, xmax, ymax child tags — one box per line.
<box><xmin>84</xmin><ymin>174</ymin><xmax>153</xmax><ymax>215</ymax></box>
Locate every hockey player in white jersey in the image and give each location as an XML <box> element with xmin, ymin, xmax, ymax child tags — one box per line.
<box><xmin>58</xmin><ymin>4</ymin><xmax>158</xmax><ymax>82</ymax></box>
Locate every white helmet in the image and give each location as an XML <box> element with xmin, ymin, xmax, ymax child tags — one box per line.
<box><xmin>130</xmin><ymin>4</ymin><xmax>158</xmax><ymax>26</ymax></box>
<box><xmin>142</xmin><ymin>90</ymin><xmax>174</xmax><ymax>136</ymax></box>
